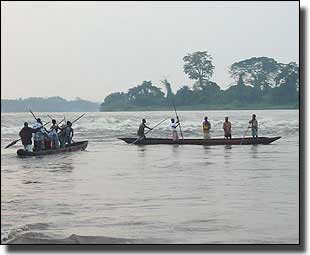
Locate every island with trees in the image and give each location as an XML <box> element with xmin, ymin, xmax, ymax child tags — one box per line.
<box><xmin>100</xmin><ymin>52</ymin><xmax>299</xmax><ymax>111</ymax></box>
<box><xmin>1</xmin><ymin>97</ymin><xmax>99</xmax><ymax>112</ymax></box>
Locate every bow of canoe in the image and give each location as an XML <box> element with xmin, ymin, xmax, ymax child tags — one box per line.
<box><xmin>118</xmin><ymin>137</ymin><xmax>281</xmax><ymax>145</ymax></box>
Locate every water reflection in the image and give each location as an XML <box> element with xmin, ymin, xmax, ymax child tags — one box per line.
<box><xmin>250</xmin><ymin>144</ymin><xmax>259</xmax><ymax>159</ymax></box>
<box><xmin>203</xmin><ymin>145</ymin><xmax>211</xmax><ymax>152</ymax></box>
<box><xmin>224</xmin><ymin>145</ymin><xmax>232</xmax><ymax>150</ymax></box>
<box><xmin>137</xmin><ymin>145</ymin><xmax>147</xmax><ymax>157</ymax></box>
<box><xmin>172</xmin><ymin>144</ymin><xmax>180</xmax><ymax>155</ymax></box>
<box><xmin>47</xmin><ymin>162</ymin><xmax>74</xmax><ymax>172</ymax></box>
<box><xmin>223</xmin><ymin>145</ymin><xmax>232</xmax><ymax>164</ymax></box>
<box><xmin>43</xmin><ymin>156</ymin><xmax>75</xmax><ymax>172</ymax></box>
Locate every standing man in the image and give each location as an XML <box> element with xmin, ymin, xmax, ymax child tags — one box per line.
<box><xmin>171</xmin><ymin>117</ymin><xmax>180</xmax><ymax>141</ymax></box>
<box><xmin>249</xmin><ymin>114</ymin><xmax>258</xmax><ymax>138</ymax></box>
<box><xmin>137</xmin><ymin>119</ymin><xmax>152</xmax><ymax>139</ymax></box>
<box><xmin>19</xmin><ymin>122</ymin><xmax>39</xmax><ymax>151</ymax></box>
<box><xmin>202</xmin><ymin>116</ymin><xmax>211</xmax><ymax>139</ymax></box>
<box><xmin>58</xmin><ymin>124</ymin><xmax>66</xmax><ymax>148</ymax></box>
<box><xmin>48</xmin><ymin>119</ymin><xmax>60</xmax><ymax>149</ymax></box>
<box><xmin>64</xmin><ymin>121</ymin><xmax>74</xmax><ymax>145</ymax></box>
<box><xmin>223</xmin><ymin>117</ymin><xmax>232</xmax><ymax>139</ymax></box>
<box><xmin>33</xmin><ymin>118</ymin><xmax>47</xmax><ymax>151</ymax></box>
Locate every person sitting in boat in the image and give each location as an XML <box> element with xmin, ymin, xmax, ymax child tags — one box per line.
<box><xmin>171</xmin><ymin>117</ymin><xmax>180</xmax><ymax>141</ymax></box>
<box><xmin>202</xmin><ymin>116</ymin><xmax>211</xmax><ymax>139</ymax></box>
<box><xmin>64</xmin><ymin>121</ymin><xmax>74</xmax><ymax>145</ymax></box>
<box><xmin>19</xmin><ymin>122</ymin><xmax>40</xmax><ymax>152</ymax></box>
<box><xmin>48</xmin><ymin>119</ymin><xmax>60</xmax><ymax>149</ymax></box>
<box><xmin>137</xmin><ymin>119</ymin><xmax>152</xmax><ymax>138</ymax></box>
<box><xmin>223</xmin><ymin>117</ymin><xmax>232</xmax><ymax>139</ymax></box>
<box><xmin>249</xmin><ymin>114</ymin><xmax>258</xmax><ymax>138</ymax></box>
<box><xmin>33</xmin><ymin>118</ymin><xmax>48</xmax><ymax>151</ymax></box>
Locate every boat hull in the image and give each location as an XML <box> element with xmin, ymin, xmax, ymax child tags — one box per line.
<box><xmin>118</xmin><ymin>137</ymin><xmax>281</xmax><ymax>145</ymax></box>
<box><xmin>17</xmin><ymin>141</ymin><xmax>88</xmax><ymax>157</ymax></box>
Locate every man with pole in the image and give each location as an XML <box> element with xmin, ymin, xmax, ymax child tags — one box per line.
<box><xmin>161</xmin><ymin>78</ymin><xmax>184</xmax><ymax>140</ymax></box>
<box><xmin>170</xmin><ymin>117</ymin><xmax>180</xmax><ymax>141</ymax></box>
<box><xmin>19</xmin><ymin>122</ymin><xmax>40</xmax><ymax>151</ymax></box>
<box><xmin>32</xmin><ymin>118</ymin><xmax>48</xmax><ymax>151</ymax></box>
<box><xmin>132</xmin><ymin>118</ymin><xmax>168</xmax><ymax>144</ymax></box>
<box><xmin>137</xmin><ymin>119</ymin><xmax>152</xmax><ymax>139</ymax></box>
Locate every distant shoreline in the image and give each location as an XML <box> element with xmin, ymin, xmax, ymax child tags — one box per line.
<box><xmin>99</xmin><ymin>104</ymin><xmax>299</xmax><ymax>112</ymax></box>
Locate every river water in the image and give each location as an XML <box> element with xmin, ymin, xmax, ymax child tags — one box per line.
<box><xmin>1</xmin><ymin>110</ymin><xmax>299</xmax><ymax>244</ymax></box>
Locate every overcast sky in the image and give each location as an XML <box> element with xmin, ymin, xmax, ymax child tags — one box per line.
<box><xmin>1</xmin><ymin>1</ymin><xmax>299</xmax><ymax>102</ymax></box>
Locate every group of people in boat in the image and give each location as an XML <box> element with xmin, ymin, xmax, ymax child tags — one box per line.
<box><xmin>19</xmin><ymin>118</ymin><xmax>74</xmax><ymax>152</ymax></box>
<box><xmin>18</xmin><ymin>113</ymin><xmax>258</xmax><ymax>151</ymax></box>
<box><xmin>137</xmin><ymin>114</ymin><xmax>258</xmax><ymax>141</ymax></box>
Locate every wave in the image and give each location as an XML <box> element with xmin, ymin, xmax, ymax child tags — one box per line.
<box><xmin>6</xmin><ymin>232</ymin><xmax>166</xmax><ymax>244</ymax></box>
<box><xmin>1</xmin><ymin>223</ymin><xmax>50</xmax><ymax>243</ymax></box>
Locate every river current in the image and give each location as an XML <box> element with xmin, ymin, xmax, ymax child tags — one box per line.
<box><xmin>1</xmin><ymin>110</ymin><xmax>299</xmax><ymax>244</ymax></box>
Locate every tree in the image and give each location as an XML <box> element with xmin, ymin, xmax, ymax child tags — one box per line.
<box><xmin>223</xmin><ymin>85</ymin><xmax>262</xmax><ymax>105</ymax></box>
<box><xmin>103</xmin><ymin>92</ymin><xmax>127</xmax><ymax>105</ymax></box>
<box><xmin>275</xmin><ymin>62</ymin><xmax>299</xmax><ymax>90</ymax></box>
<box><xmin>183</xmin><ymin>51</ymin><xmax>215</xmax><ymax>88</ymax></box>
<box><xmin>192</xmin><ymin>80</ymin><xmax>221</xmax><ymax>104</ymax></box>
<box><xmin>160</xmin><ymin>79</ymin><xmax>174</xmax><ymax>101</ymax></box>
<box><xmin>174</xmin><ymin>85</ymin><xmax>194</xmax><ymax>105</ymax></box>
<box><xmin>271</xmin><ymin>62</ymin><xmax>299</xmax><ymax>104</ymax></box>
<box><xmin>127</xmin><ymin>81</ymin><xmax>165</xmax><ymax>106</ymax></box>
<box><xmin>230</xmin><ymin>57</ymin><xmax>282</xmax><ymax>91</ymax></box>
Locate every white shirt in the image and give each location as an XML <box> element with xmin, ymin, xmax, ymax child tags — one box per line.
<box><xmin>171</xmin><ymin>122</ymin><xmax>178</xmax><ymax>131</ymax></box>
<box><xmin>33</xmin><ymin>122</ymin><xmax>47</xmax><ymax>140</ymax></box>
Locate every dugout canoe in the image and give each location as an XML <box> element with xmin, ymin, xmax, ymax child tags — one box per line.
<box><xmin>118</xmin><ymin>137</ymin><xmax>281</xmax><ymax>145</ymax></box>
<box><xmin>17</xmin><ymin>141</ymin><xmax>88</xmax><ymax>157</ymax></box>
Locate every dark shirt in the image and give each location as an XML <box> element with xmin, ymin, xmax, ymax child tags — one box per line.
<box><xmin>19</xmin><ymin>127</ymin><xmax>38</xmax><ymax>145</ymax></box>
<box><xmin>137</xmin><ymin>123</ymin><xmax>148</xmax><ymax>137</ymax></box>
<box><xmin>65</xmin><ymin>126</ymin><xmax>73</xmax><ymax>137</ymax></box>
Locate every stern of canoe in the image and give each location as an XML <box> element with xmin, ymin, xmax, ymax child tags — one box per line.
<box><xmin>17</xmin><ymin>141</ymin><xmax>88</xmax><ymax>157</ymax></box>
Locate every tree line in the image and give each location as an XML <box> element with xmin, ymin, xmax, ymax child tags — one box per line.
<box><xmin>1</xmin><ymin>97</ymin><xmax>99</xmax><ymax>112</ymax></box>
<box><xmin>100</xmin><ymin>52</ymin><xmax>299</xmax><ymax>111</ymax></box>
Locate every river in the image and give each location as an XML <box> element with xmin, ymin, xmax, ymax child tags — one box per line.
<box><xmin>1</xmin><ymin>110</ymin><xmax>299</xmax><ymax>244</ymax></box>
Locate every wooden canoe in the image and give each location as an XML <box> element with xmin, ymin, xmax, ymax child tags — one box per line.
<box><xmin>17</xmin><ymin>141</ymin><xmax>88</xmax><ymax>157</ymax></box>
<box><xmin>118</xmin><ymin>137</ymin><xmax>281</xmax><ymax>145</ymax></box>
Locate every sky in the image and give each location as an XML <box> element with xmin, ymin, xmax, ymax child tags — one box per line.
<box><xmin>1</xmin><ymin>1</ymin><xmax>299</xmax><ymax>102</ymax></box>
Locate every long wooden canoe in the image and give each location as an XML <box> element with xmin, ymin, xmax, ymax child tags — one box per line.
<box><xmin>118</xmin><ymin>137</ymin><xmax>281</xmax><ymax>145</ymax></box>
<box><xmin>17</xmin><ymin>141</ymin><xmax>88</xmax><ymax>157</ymax></box>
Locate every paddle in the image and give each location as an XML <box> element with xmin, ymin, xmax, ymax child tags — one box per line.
<box><xmin>70</xmin><ymin>113</ymin><xmax>86</xmax><ymax>125</ymax></box>
<box><xmin>172</xmin><ymin>101</ymin><xmax>184</xmax><ymax>140</ymax></box>
<box><xmin>46</xmin><ymin>114</ymin><xmax>65</xmax><ymax>128</ymax></box>
<box><xmin>4</xmin><ymin>121</ymin><xmax>51</xmax><ymax>149</ymax></box>
<box><xmin>58</xmin><ymin>112</ymin><xmax>86</xmax><ymax>131</ymax></box>
<box><xmin>240</xmin><ymin>126</ymin><xmax>251</xmax><ymax>145</ymax></box>
<box><xmin>131</xmin><ymin>118</ymin><xmax>169</xmax><ymax>144</ymax></box>
<box><xmin>161</xmin><ymin>79</ymin><xmax>184</xmax><ymax>140</ymax></box>
<box><xmin>29</xmin><ymin>109</ymin><xmax>51</xmax><ymax>133</ymax></box>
